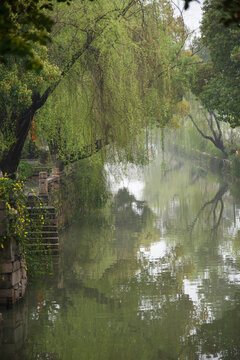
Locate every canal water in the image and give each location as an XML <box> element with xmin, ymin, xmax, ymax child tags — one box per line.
<box><xmin>1</xmin><ymin>143</ymin><xmax>240</xmax><ymax>360</ymax></box>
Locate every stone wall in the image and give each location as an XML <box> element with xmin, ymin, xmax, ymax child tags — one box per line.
<box><xmin>0</xmin><ymin>242</ymin><xmax>27</xmax><ymax>306</ymax></box>
<box><xmin>0</xmin><ymin>204</ymin><xmax>27</xmax><ymax>306</ymax></box>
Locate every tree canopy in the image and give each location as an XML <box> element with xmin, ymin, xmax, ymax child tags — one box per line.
<box><xmin>0</xmin><ymin>0</ymin><xmax>193</xmax><ymax>176</ymax></box>
<box><xmin>0</xmin><ymin>0</ymin><xmax>72</xmax><ymax>69</ymax></box>
<box><xmin>190</xmin><ymin>0</ymin><xmax>240</xmax><ymax>127</ymax></box>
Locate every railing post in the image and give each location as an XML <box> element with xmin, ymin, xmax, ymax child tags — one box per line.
<box><xmin>52</xmin><ymin>167</ymin><xmax>60</xmax><ymax>176</ymax></box>
<box><xmin>39</xmin><ymin>172</ymin><xmax>48</xmax><ymax>195</ymax></box>
<box><xmin>51</xmin><ymin>168</ymin><xmax>60</xmax><ymax>188</ymax></box>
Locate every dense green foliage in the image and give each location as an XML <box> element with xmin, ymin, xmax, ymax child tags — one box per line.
<box><xmin>52</xmin><ymin>157</ymin><xmax>110</xmax><ymax>226</ymax></box>
<box><xmin>0</xmin><ymin>46</ymin><xmax>59</xmax><ymax>133</ymax></box>
<box><xmin>0</xmin><ymin>0</ymin><xmax>193</xmax><ymax>175</ymax></box>
<box><xmin>0</xmin><ymin>0</ymin><xmax>239</xmax><ymax>70</ymax></box>
<box><xmin>0</xmin><ymin>0</ymin><xmax>71</xmax><ymax>69</ymax></box>
<box><xmin>191</xmin><ymin>0</ymin><xmax>240</xmax><ymax>127</ymax></box>
<box><xmin>17</xmin><ymin>161</ymin><xmax>35</xmax><ymax>180</ymax></box>
<box><xmin>37</xmin><ymin>0</ymin><xmax>192</xmax><ymax>163</ymax></box>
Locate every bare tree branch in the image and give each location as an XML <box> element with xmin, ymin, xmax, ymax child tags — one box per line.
<box><xmin>188</xmin><ymin>113</ymin><xmax>227</xmax><ymax>155</ymax></box>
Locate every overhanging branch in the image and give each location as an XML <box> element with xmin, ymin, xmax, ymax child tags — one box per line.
<box><xmin>188</xmin><ymin>114</ymin><xmax>227</xmax><ymax>155</ymax></box>
<box><xmin>63</xmin><ymin>138</ymin><xmax>109</xmax><ymax>164</ymax></box>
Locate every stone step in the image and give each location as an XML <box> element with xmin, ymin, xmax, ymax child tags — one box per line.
<box><xmin>30</xmin><ymin>217</ymin><xmax>57</xmax><ymax>224</ymax></box>
<box><xmin>29</xmin><ymin>231</ymin><xmax>58</xmax><ymax>238</ymax></box>
<box><xmin>29</xmin><ymin>213</ymin><xmax>57</xmax><ymax>220</ymax></box>
<box><xmin>28</xmin><ymin>237</ymin><xmax>59</xmax><ymax>244</ymax></box>
<box><xmin>42</xmin><ymin>225</ymin><xmax>58</xmax><ymax>231</ymax></box>
<box><xmin>27</xmin><ymin>194</ymin><xmax>48</xmax><ymax>204</ymax></box>
<box><xmin>26</xmin><ymin>243</ymin><xmax>59</xmax><ymax>249</ymax></box>
<box><xmin>27</xmin><ymin>206</ymin><xmax>55</xmax><ymax>213</ymax></box>
<box><xmin>26</xmin><ymin>247</ymin><xmax>59</xmax><ymax>256</ymax></box>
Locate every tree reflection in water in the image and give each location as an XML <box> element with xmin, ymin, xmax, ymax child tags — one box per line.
<box><xmin>1</xmin><ymin>162</ymin><xmax>240</xmax><ymax>360</ymax></box>
<box><xmin>188</xmin><ymin>184</ymin><xmax>228</xmax><ymax>235</ymax></box>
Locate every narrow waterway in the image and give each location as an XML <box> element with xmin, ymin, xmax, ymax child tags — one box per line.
<box><xmin>1</xmin><ymin>145</ymin><xmax>240</xmax><ymax>360</ymax></box>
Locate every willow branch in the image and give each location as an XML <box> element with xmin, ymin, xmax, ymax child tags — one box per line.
<box><xmin>63</xmin><ymin>138</ymin><xmax>109</xmax><ymax>164</ymax></box>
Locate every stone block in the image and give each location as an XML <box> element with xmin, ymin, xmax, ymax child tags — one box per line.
<box><xmin>52</xmin><ymin>167</ymin><xmax>60</xmax><ymax>176</ymax></box>
<box><xmin>0</xmin><ymin>251</ymin><xmax>27</xmax><ymax>305</ymax></box>
<box><xmin>21</xmin><ymin>266</ymin><xmax>27</xmax><ymax>280</ymax></box>
<box><xmin>0</xmin><ymin>274</ymin><xmax>10</xmax><ymax>288</ymax></box>
<box><xmin>0</xmin><ymin>240</ymin><xmax>17</xmax><ymax>262</ymax></box>
<box><xmin>0</xmin><ymin>297</ymin><xmax>8</xmax><ymax>305</ymax></box>
<box><xmin>0</xmin><ymin>260</ymin><xmax>20</xmax><ymax>274</ymax></box>
<box><xmin>13</xmin><ymin>269</ymin><xmax>21</xmax><ymax>285</ymax></box>
<box><xmin>20</xmin><ymin>278</ymin><xmax>27</xmax><ymax>297</ymax></box>
<box><xmin>0</xmin><ymin>288</ymin><xmax>14</xmax><ymax>299</ymax></box>
<box><xmin>14</xmin><ymin>287</ymin><xmax>21</xmax><ymax>302</ymax></box>
<box><xmin>0</xmin><ymin>269</ymin><xmax>21</xmax><ymax>289</ymax></box>
<box><xmin>39</xmin><ymin>171</ymin><xmax>48</xmax><ymax>195</ymax></box>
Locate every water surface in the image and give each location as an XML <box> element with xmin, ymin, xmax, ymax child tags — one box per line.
<box><xmin>1</xmin><ymin>149</ymin><xmax>240</xmax><ymax>360</ymax></box>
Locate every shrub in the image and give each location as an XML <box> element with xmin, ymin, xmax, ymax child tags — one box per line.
<box><xmin>17</xmin><ymin>161</ymin><xmax>35</xmax><ymax>180</ymax></box>
<box><xmin>0</xmin><ymin>175</ymin><xmax>49</xmax><ymax>275</ymax></box>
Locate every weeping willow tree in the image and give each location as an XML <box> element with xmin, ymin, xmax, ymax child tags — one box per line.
<box><xmin>37</xmin><ymin>0</ymin><xmax>192</xmax><ymax>164</ymax></box>
<box><xmin>0</xmin><ymin>0</ymin><xmax>193</xmax><ymax>175</ymax></box>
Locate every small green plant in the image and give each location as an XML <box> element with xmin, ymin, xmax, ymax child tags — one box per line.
<box><xmin>17</xmin><ymin>161</ymin><xmax>35</xmax><ymax>180</ymax></box>
<box><xmin>0</xmin><ymin>176</ymin><xmax>29</xmax><ymax>249</ymax></box>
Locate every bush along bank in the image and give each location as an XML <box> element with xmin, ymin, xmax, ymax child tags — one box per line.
<box><xmin>0</xmin><ymin>175</ymin><xmax>52</xmax><ymax>305</ymax></box>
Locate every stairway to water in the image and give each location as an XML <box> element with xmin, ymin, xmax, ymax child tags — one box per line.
<box><xmin>26</xmin><ymin>205</ymin><xmax>59</xmax><ymax>257</ymax></box>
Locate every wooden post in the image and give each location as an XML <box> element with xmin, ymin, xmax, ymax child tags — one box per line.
<box><xmin>39</xmin><ymin>172</ymin><xmax>48</xmax><ymax>195</ymax></box>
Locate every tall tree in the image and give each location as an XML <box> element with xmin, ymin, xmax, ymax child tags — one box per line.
<box><xmin>0</xmin><ymin>0</ymin><xmax>192</xmax><ymax>176</ymax></box>
<box><xmin>191</xmin><ymin>0</ymin><xmax>240</xmax><ymax>128</ymax></box>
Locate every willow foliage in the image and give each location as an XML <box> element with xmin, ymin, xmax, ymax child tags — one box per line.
<box><xmin>37</xmin><ymin>0</ymin><xmax>191</xmax><ymax>163</ymax></box>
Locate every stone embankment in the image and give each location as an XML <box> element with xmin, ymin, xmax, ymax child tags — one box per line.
<box><xmin>0</xmin><ymin>168</ymin><xmax>61</xmax><ymax>307</ymax></box>
<box><xmin>0</xmin><ymin>241</ymin><xmax>27</xmax><ymax>306</ymax></box>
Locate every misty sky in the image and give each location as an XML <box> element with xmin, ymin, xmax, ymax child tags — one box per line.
<box><xmin>176</xmin><ymin>0</ymin><xmax>203</xmax><ymax>35</ymax></box>
<box><xmin>184</xmin><ymin>0</ymin><xmax>203</xmax><ymax>33</ymax></box>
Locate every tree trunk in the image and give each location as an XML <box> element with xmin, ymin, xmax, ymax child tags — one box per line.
<box><xmin>0</xmin><ymin>116</ymin><xmax>33</xmax><ymax>178</ymax></box>
<box><xmin>0</xmin><ymin>93</ymin><xmax>43</xmax><ymax>178</ymax></box>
